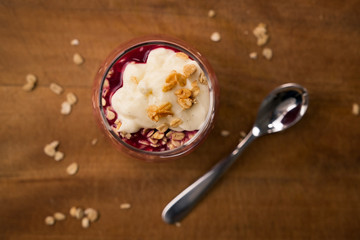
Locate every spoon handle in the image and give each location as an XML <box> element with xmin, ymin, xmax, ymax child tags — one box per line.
<box><xmin>162</xmin><ymin>130</ymin><xmax>257</xmax><ymax>224</ymax></box>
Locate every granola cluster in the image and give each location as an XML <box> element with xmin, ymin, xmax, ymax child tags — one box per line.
<box><xmin>147</xmin><ymin>102</ymin><xmax>173</xmax><ymax>122</ymax></box>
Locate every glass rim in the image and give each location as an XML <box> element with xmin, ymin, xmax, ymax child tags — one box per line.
<box><xmin>97</xmin><ymin>37</ymin><xmax>217</xmax><ymax>158</ymax></box>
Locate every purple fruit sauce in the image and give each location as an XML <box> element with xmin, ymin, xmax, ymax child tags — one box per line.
<box><xmin>101</xmin><ymin>44</ymin><xmax>199</xmax><ymax>152</ymax></box>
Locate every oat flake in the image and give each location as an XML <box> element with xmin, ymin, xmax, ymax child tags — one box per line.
<box><xmin>61</xmin><ymin>101</ymin><xmax>72</xmax><ymax>115</ymax></box>
<box><xmin>208</xmin><ymin>9</ymin><xmax>216</xmax><ymax>18</ymax></box>
<box><xmin>352</xmin><ymin>103</ymin><xmax>359</xmax><ymax>115</ymax></box>
<box><xmin>45</xmin><ymin>216</ymin><xmax>55</xmax><ymax>226</ymax></box>
<box><xmin>49</xmin><ymin>83</ymin><xmax>63</xmax><ymax>95</ymax></box>
<box><xmin>70</xmin><ymin>39</ymin><xmax>79</xmax><ymax>46</ymax></box>
<box><xmin>120</xmin><ymin>203</ymin><xmax>131</xmax><ymax>209</ymax></box>
<box><xmin>221</xmin><ymin>130</ymin><xmax>230</xmax><ymax>137</ymax></box>
<box><xmin>81</xmin><ymin>217</ymin><xmax>90</xmax><ymax>228</ymax></box>
<box><xmin>249</xmin><ymin>52</ymin><xmax>257</xmax><ymax>59</ymax></box>
<box><xmin>91</xmin><ymin>138</ymin><xmax>98</xmax><ymax>145</ymax></box>
<box><xmin>66</xmin><ymin>92</ymin><xmax>77</xmax><ymax>105</ymax></box>
<box><xmin>54</xmin><ymin>212</ymin><xmax>66</xmax><ymax>221</ymax></box>
<box><xmin>73</xmin><ymin>53</ymin><xmax>84</xmax><ymax>65</ymax></box>
<box><xmin>210</xmin><ymin>32</ymin><xmax>221</xmax><ymax>42</ymax></box>
<box><xmin>54</xmin><ymin>151</ymin><xmax>64</xmax><ymax>161</ymax></box>
<box><xmin>66</xmin><ymin>162</ymin><xmax>79</xmax><ymax>175</ymax></box>
<box><xmin>262</xmin><ymin>48</ymin><xmax>273</xmax><ymax>60</ymax></box>
<box><xmin>84</xmin><ymin>208</ymin><xmax>99</xmax><ymax>222</ymax></box>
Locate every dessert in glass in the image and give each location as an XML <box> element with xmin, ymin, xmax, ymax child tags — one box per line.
<box><xmin>92</xmin><ymin>36</ymin><xmax>219</xmax><ymax>162</ymax></box>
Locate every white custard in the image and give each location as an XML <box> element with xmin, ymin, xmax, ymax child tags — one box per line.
<box><xmin>111</xmin><ymin>48</ymin><xmax>210</xmax><ymax>133</ymax></box>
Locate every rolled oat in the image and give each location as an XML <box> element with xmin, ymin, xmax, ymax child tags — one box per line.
<box><xmin>84</xmin><ymin>208</ymin><xmax>99</xmax><ymax>222</ymax></box>
<box><xmin>23</xmin><ymin>74</ymin><xmax>37</xmax><ymax>92</ymax></box>
<box><xmin>253</xmin><ymin>23</ymin><xmax>269</xmax><ymax>46</ymax></box>
<box><xmin>91</xmin><ymin>138</ymin><xmax>98</xmax><ymax>145</ymax></box>
<box><xmin>249</xmin><ymin>52</ymin><xmax>258</xmax><ymax>59</ymax></box>
<box><xmin>156</xmin><ymin>123</ymin><xmax>169</xmax><ymax>133</ymax></box>
<box><xmin>54</xmin><ymin>212</ymin><xmax>66</xmax><ymax>221</ymax></box>
<box><xmin>208</xmin><ymin>9</ymin><xmax>216</xmax><ymax>18</ymax></box>
<box><xmin>221</xmin><ymin>130</ymin><xmax>230</xmax><ymax>137</ymax></box>
<box><xmin>81</xmin><ymin>217</ymin><xmax>90</xmax><ymax>228</ymax></box>
<box><xmin>45</xmin><ymin>216</ymin><xmax>55</xmax><ymax>226</ymax></box>
<box><xmin>75</xmin><ymin>207</ymin><xmax>84</xmax><ymax>219</ymax></box>
<box><xmin>44</xmin><ymin>140</ymin><xmax>59</xmax><ymax>157</ymax></box>
<box><xmin>152</xmin><ymin>131</ymin><xmax>164</xmax><ymax>140</ymax></box>
<box><xmin>70</xmin><ymin>39</ymin><xmax>79</xmax><ymax>46</ymax></box>
<box><xmin>172</xmin><ymin>132</ymin><xmax>185</xmax><ymax>141</ymax></box>
<box><xmin>120</xmin><ymin>203</ymin><xmax>131</xmax><ymax>209</ymax></box>
<box><xmin>175</xmin><ymin>52</ymin><xmax>188</xmax><ymax>60</ymax></box>
<box><xmin>175</xmin><ymin>88</ymin><xmax>192</xmax><ymax>99</ymax></box>
<box><xmin>262</xmin><ymin>48</ymin><xmax>273</xmax><ymax>60</ymax></box>
<box><xmin>49</xmin><ymin>83</ymin><xmax>63</xmax><ymax>95</ymax></box>
<box><xmin>54</xmin><ymin>151</ymin><xmax>64</xmax><ymax>161</ymax></box>
<box><xmin>170</xmin><ymin>118</ymin><xmax>183</xmax><ymax>128</ymax></box>
<box><xmin>66</xmin><ymin>92</ymin><xmax>77</xmax><ymax>105</ymax></box>
<box><xmin>73</xmin><ymin>53</ymin><xmax>84</xmax><ymax>65</ymax></box>
<box><xmin>353</xmin><ymin>103</ymin><xmax>359</xmax><ymax>115</ymax></box>
<box><xmin>177</xmin><ymin>98</ymin><xmax>193</xmax><ymax>109</ymax></box>
<box><xmin>60</xmin><ymin>101</ymin><xmax>72</xmax><ymax>115</ymax></box>
<box><xmin>210</xmin><ymin>32</ymin><xmax>221</xmax><ymax>42</ymax></box>
<box><xmin>66</xmin><ymin>162</ymin><xmax>79</xmax><ymax>176</ymax></box>
<box><xmin>106</xmin><ymin>109</ymin><xmax>116</xmax><ymax>120</ymax></box>
<box><xmin>70</xmin><ymin>206</ymin><xmax>77</xmax><ymax>217</ymax></box>
<box><xmin>183</xmin><ymin>64</ymin><xmax>197</xmax><ymax>77</ymax></box>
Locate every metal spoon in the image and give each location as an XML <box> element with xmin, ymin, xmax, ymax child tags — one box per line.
<box><xmin>162</xmin><ymin>83</ymin><xmax>309</xmax><ymax>224</ymax></box>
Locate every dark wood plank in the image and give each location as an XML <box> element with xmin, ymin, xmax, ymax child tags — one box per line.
<box><xmin>1</xmin><ymin>0</ymin><xmax>359</xmax><ymax>239</ymax></box>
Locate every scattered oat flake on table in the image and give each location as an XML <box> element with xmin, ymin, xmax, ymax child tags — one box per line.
<box><xmin>253</xmin><ymin>23</ymin><xmax>269</xmax><ymax>46</ymax></box>
<box><xmin>74</xmin><ymin>208</ymin><xmax>84</xmax><ymax>219</ymax></box>
<box><xmin>73</xmin><ymin>53</ymin><xmax>84</xmax><ymax>65</ymax></box>
<box><xmin>81</xmin><ymin>217</ymin><xmax>90</xmax><ymax>228</ymax></box>
<box><xmin>91</xmin><ymin>138</ymin><xmax>98</xmax><ymax>145</ymax></box>
<box><xmin>352</xmin><ymin>103</ymin><xmax>359</xmax><ymax>115</ymax></box>
<box><xmin>84</xmin><ymin>208</ymin><xmax>99</xmax><ymax>222</ymax></box>
<box><xmin>249</xmin><ymin>52</ymin><xmax>258</xmax><ymax>59</ymax></box>
<box><xmin>66</xmin><ymin>162</ymin><xmax>79</xmax><ymax>175</ymax></box>
<box><xmin>49</xmin><ymin>83</ymin><xmax>63</xmax><ymax>95</ymax></box>
<box><xmin>221</xmin><ymin>130</ymin><xmax>230</xmax><ymax>137</ymax></box>
<box><xmin>70</xmin><ymin>206</ymin><xmax>77</xmax><ymax>217</ymax></box>
<box><xmin>70</xmin><ymin>39</ymin><xmax>79</xmax><ymax>46</ymax></box>
<box><xmin>61</xmin><ymin>101</ymin><xmax>72</xmax><ymax>115</ymax></box>
<box><xmin>210</xmin><ymin>32</ymin><xmax>221</xmax><ymax>42</ymax></box>
<box><xmin>66</xmin><ymin>92</ymin><xmax>77</xmax><ymax>105</ymax></box>
<box><xmin>175</xmin><ymin>222</ymin><xmax>181</xmax><ymax>227</ymax></box>
<box><xmin>23</xmin><ymin>74</ymin><xmax>37</xmax><ymax>91</ymax></box>
<box><xmin>120</xmin><ymin>203</ymin><xmax>131</xmax><ymax>209</ymax></box>
<box><xmin>44</xmin><ymin>140</ymin><xmax>59</xmax><ymax>157</ymax></box>
<box><xmin>208</xmin><ymin>9</ymin><xmax>216</xmax><ymax>18</ymax></box>
<box><xmin>53</xmin><ymin>212</ymin><xmax>66</xmax><ymax>221</ymax></box>
<box><xmin>253</xmin><ymin>23</ymin><xmax>267</xmax><ymax>37</ymax></box>
<box><xmin>45</xmin><ymin>216</ymin><xmax>55</xmax><ymax>226</ymax></box>
<box><xmin>262</xmin><ymin>47</ymin><xmax>273</xmax><ymax>60</ymax></box>
<box><xmin>54</xmin><ymin>151</ymin><xmax>64</xmax><ymax>161</ymax></box>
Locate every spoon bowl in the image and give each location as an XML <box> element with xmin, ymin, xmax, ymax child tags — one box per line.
<box><xmin>162</xmin><ymin>83</ymin><xmax>309</xmax><ymax>224</ymax></box>
<box><xmin>253</xmin><ymin>83</ymin><xmax>308</xmax><ymax>137</ymax></box>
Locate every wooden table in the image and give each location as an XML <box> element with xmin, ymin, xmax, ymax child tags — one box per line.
<box><xmin>1</xmin><ymin>0</ymin><xmax>359</xmax><ymax>239</ymax></box>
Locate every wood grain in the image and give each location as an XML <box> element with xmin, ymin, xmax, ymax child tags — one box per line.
<box><xmin>1</xmin><ymin>0</ymin><xmax>360</xmax><ymax>239</ymax></box>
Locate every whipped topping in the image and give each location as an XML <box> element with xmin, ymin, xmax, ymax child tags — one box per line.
<box><xmin>111</xmin><ymin>48</ymin><xmax>210</xmax><ymax>133</ymax></box>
